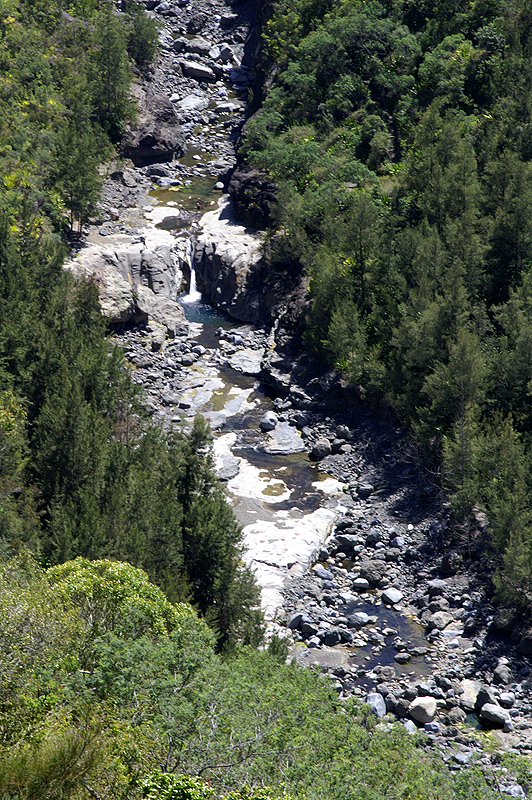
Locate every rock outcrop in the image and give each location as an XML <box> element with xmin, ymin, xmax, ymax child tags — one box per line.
<box><xmin>66</xmin><ymin>243</ymin><xmax>187</xmax><ymax>335</ymax></box>
<box><xmin>121</xmin><ymin>89</ymin><xmax>186</xmax><ymax>166</ymax></box>
<box><xmin>194</xmin><ymin>197</ymin><xmax>267</xmax><ymax>323</ymax></box>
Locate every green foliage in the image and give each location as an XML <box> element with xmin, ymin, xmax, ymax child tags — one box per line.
<box><xmin>248</xmin><ymin>0</ymin><xmax>532</xmax><ymax>608</ymax></box>
<box><xmin>140</xmin><ymin>773</ymin><xmax>215</xmax><ymax>800</ymax></box>
<box><xmin>90</xmin><ymin>1</ymin><xmax>133</xmax><ymax>140</ymax></box>
<box><xmin>124</xmin><ymin>0</ymin><xmax>159</xmax><ymax>68</ymax></box>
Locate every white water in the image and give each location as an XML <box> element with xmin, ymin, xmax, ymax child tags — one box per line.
<box><xmin>181</xmin><ymin>238</ymin><xmax>202</xmax><ymax>303</ymax></box>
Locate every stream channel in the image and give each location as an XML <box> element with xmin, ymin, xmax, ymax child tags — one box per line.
<box><xmin>132</xmin><ymin>220</ymin><xmax>436</xmax><ymax>687</ymax></box>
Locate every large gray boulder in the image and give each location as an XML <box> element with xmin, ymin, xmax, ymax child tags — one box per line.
<box><xmin>179</xmin><ymin>59</ymin><xmax>216</xmax><ymax>82</ymax></box>
<box><xmin>174</xmin><ymin>94</ymin><xmax>210</xmax><ymax>115</ymax></box>
<box><xmin>409</xmin><ymin>697</ymin><xmax>437</xmax><ymax>724</ymax></box>
<box><xmin>121</xmin><ymin>89</ymin><xmax>186</xmax><ymax>166</ymax></box>
<box><xmin>359</xmin><ymin>559</ymin><xmax>387</xmax><ymax>586</ymax></box>
<box><xmin>311</xmin><ymin>439</ymin><xmax>332</xmax><ymax>460</ymax></box>
<box><xmin>382</xmin><ymin>587</ymin><xmax>404</xmax><ymax>605</ymax></box>
<box><xmin>479</xmin><ymin>703</ymin><xmax>510</xmax><ymax>727</ymax></box>
<box><xmin>260</xmin><ymin>411</ymin><xmax>278</xmax><ymax>431</ymax></box>
<box><xmin>365</xmin><ymin>693</ymin><xmax>387</xmax><ymax>718</ymax></box>
<box><xmin>65</xmin><ymin>243</ymin><xmax>186</xmax><ymax>335</ymax></box>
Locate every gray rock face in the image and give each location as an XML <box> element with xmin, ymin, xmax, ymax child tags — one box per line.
<box><xmin>66</xmin><ymin>243</ymin><xmax>186</xmax><ymax>334</ymax></box>
<box><xmin>195</xmin><ymin>198</ymin><xmax>266</xmax><ymax>323</ymax></box>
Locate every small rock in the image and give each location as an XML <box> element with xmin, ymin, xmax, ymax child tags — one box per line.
<box><xmin>382</xmin><ymin>587</ymin><xmax>404</xmax><ymax>605</ymax></box>
<box><xmin>260</xmin><ymin>411</ymin><xmax>278</xmax><ymax>431</ymax></box>
<box><xmin>352</xmin><ymin>577</ymin><xmax>370</xmax><ymax>591</ymax></box>
<box><xmin>311</xmin><ymin>438</ymin><xmax>332</xmax><ymax>460</ymax></box>
<box><xmin>313</xmin><ymin>565</ymin><xmax>334</xmax><ymax>581</ymax></box>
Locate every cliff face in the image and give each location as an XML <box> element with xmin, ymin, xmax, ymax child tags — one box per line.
<box><xmin>194</xmin><ymin>196</ymin><xmax>309</xmax><ymax>334</ymax></box>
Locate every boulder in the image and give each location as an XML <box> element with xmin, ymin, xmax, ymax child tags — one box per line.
<box><xmin>187</xmin><ymin>12</ymin><xmax>208</xmax><ymax>32</ymax></box>
<box><xmin>185</xmin><ymin>36</ymin><xmax>212</xmax><ymax>56</ymax></box>
<box><xmin>311</xmin><ymin>439</ymin><xmax>332</xmax><ymax>460</ymax></box>
<box><xmin>425</xmin><ymin>611</ymin><xmax>454</xmax><ymax>632</ymax></box>
<box><xmin>228</xmin><ymin>348</ymin><xmax>264</xmax><ymax>376</ymax></box>
<box><xmin>352</xmin><ymin>577</ymin><xmax>370</xmax><ymax>591</ymax></box>
<box><xmin>409</xmin><ymin>697</ymin><xmax>437</xmax><ymax>724</ymax></box>
<box><xmin>359</xmin><ymin>560</ymin><xmax>387</xmax><ymax>586</ymax></box>
<box><xmin>365</xmin><ymin>693</ymin><xmax>387</xmax><ymax>718</ymax></box>
<box><xmin>260</xmin><ymin>411</ymin><xmax>278</xmax><ymax>432</ymax></box>
<box><xmin>382</xmin><ymin>587</ymin><xmax>404</xmax><ymax>605</ymax></box>
<box><xmin>313</xmin><ymin>564</ymin><xmax>334</xmax><ymax>581</ymax></box>
<box><xmin>174</xmin><ymin>94</ymin><xmax>210</xmax><ymax>114</ymax></box>
<box><xmin>321</xmin><ymin>627</ymin><xmax>341</xmax><ymax>646</ymax></box>
<box><xmin>446</xmin><ymin>706</ymin><xmax>466</xmax><ymax>724</ymax></box>
<box><xmin>121</xmin><ymin>90</ymin><xmax>186</xmax><ymax>166</ymax></box>
<box><xmin>479</xmin><ymin>703</ymin><xmax>510</xmax><ymax>727</ymax></box>
<box><xmin>263</xmin><ymin>422</ymin><xmax>306</xmax><ymax>455</ymax></box>
<box><xmin>287</xmin><ymin>612</ymin><xmax>304</xmax><ymax>630</ymax></box>
<box><xmin>179</xmin><ymin>59</ymin><xmax>216</xmax><ymax>82</ymax></box>
<box><xmin>347</xmin><ymin>612</ymin><xmax>370</xmax><ymax>628</ymax></box>
<box><xmin>357</xmin><ymin>483</ymin><xmax>374</xmax><ymax>499</ymax></box>
<box><xmin>475</xmin><ymin>686</ymin><xmax>499</xmax><ymax>712</ymax></box>
<box><xmin>493</xmin><ymin>663</ymin><xmax>512</xmax><ymax>685</ymax></box>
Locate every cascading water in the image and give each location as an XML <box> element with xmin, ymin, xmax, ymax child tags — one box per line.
<box><xmin>181</xmin><ymin>237</ymin><xmax>201</xmax><ymax>303</ymax></box>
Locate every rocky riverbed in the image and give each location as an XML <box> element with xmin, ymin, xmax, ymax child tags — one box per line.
<box><xmin>66</xmin><ymin>0</ymin><xmax>532</xmax><ymax>791</ymax></box>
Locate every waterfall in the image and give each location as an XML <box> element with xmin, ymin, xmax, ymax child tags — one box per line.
<box><xmin>182</xmin><ymin>237</ymin><xmax>201</xmax><ymax>303</ymax></box>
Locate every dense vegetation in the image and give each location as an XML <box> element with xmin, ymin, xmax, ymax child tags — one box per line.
<box><xmin>2</xmin><ymin>0</ymin><xmax>532</xmax><ymax>797</ymax></box>
<box><xmin>0</xmin><ymin>0</ymin><xmax>260</xmax><ymax>649</ymax></box>
<box><xmin>243</xmin><ymin>0</ymin><xmax>532</xmax><ymax>608</ymax></box>
<box><xmin>1</xmin><ymin>552</ymin><xmax>524</xmax><ymax>799</ymax></box>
